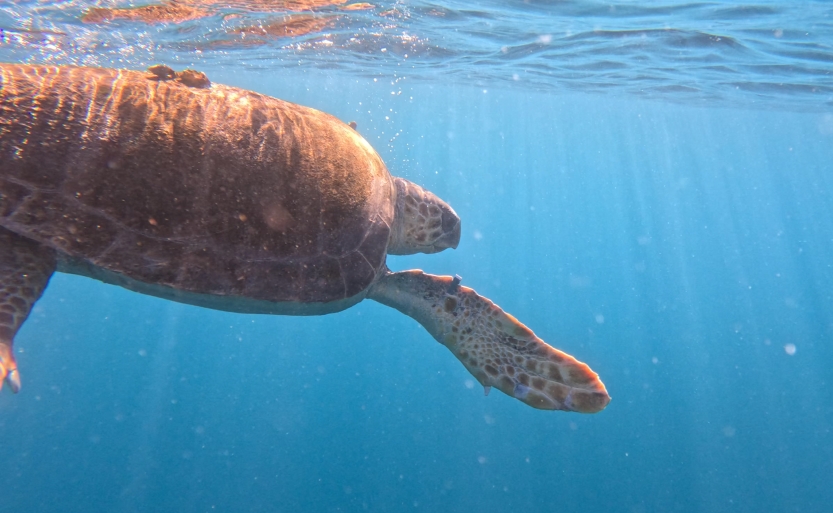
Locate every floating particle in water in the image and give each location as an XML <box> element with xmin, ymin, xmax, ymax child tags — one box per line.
<box><xmin>784</xmin><ymin>343</ymin><xmax>797</xmax><ymax>355</ymax></box>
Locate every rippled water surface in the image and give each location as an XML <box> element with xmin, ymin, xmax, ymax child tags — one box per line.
<box><xmin>2</xmin><ymin>0</ymin><xmax>833</xmax><ymax>108</ymax></box>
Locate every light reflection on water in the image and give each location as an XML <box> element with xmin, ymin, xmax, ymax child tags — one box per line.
<box><xmin>1</xmin><ymin>0</ymin><xmax>832</xmax><ymax>109</ymax></box>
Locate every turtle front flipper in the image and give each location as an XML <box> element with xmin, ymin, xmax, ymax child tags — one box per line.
<box><xmin>368</xmin><ymin>270</ymin><xmax>610</xmax><ymax>413</ymax></box>
<box><xmin>0</xmin><ymin>227</ymin><xmax>57</xmax><ymax>393</ymax></box>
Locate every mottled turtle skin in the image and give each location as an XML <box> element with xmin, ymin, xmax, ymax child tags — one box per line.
<box><xmin>0</xmin><ymin>64</ymin><xmax>609</xmax><ymax>413</ymax></box>
<box><xmin>0</xmin><ymin>64</ymin><xmax>455</xmax><ymax>314</ymax></box>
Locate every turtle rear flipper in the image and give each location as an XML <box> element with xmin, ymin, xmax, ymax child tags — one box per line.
<box><xmin>0</xmin><ymin>227</ymin><xmax>56</xmax><ymax>393</ymax></box>
<box><xmin>368</xmin><ymin>269</ymin><xmax>610</xmax><ymax>413</ymax></box>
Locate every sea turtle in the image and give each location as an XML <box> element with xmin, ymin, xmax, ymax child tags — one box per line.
<box><xmin>0</xmin><ymin>64</ymin><xmax>609</xmax><ymax>413</ymax></box>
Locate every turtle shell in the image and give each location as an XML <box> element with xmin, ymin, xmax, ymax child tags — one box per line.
<box><xmin>0</xmin><ymin>64</ymin><xmax>394</xmax><ymax>305</ymax></box>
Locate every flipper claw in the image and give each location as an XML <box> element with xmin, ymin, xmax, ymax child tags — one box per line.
<box><xmin>6</xmin><ymin>368</ymin><xmax>21</xmax><ymax>394</ymax></box>
<box><xmin>448</xmin><ymin>274</ymin><xmax>462</xmax><ymax>293</ymax></box>
<box><xmin>0</xmin><ymin>345</ymin><xmax>21</xmax><ymax>394</ymax></box>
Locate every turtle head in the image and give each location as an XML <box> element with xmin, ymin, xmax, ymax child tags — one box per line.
<box><xmin>388</xmin><ymin>177</ymin><xmax>461</xmax><ymax>255</ymax></box>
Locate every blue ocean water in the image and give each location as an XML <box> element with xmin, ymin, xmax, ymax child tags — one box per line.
<box><xmin>2</xmin><ymin>1</ymin><xmax>833</xmax><ymax>513</ymax></box>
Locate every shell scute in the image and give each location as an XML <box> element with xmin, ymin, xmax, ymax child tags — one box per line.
<box><xmin>339</xmin><ymin>250</ymin><xmax>378</xmax><ymax>298</ymax></box>
<box><xmin>299</xmin><ymin>256</ymin><xmax>347</xmax><ymax>302</ymax></box>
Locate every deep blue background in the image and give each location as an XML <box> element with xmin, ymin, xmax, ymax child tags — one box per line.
<box><xmin>2</xmin><ymin>71</ymin><xmax>832</xmax><ymax>513</ymax></box>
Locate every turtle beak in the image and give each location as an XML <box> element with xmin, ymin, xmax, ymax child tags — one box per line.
<box><xmin>433</xmin><ymin>203</ymin><xmax>461</xmax><ymax>252</ymax></box>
